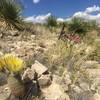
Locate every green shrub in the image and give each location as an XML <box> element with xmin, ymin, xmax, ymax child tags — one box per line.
<box><xmin>46</xmin><ymin>15</ymin><xmax>57</xmax><ymax>28</ymax></box>
<box><xmin>68</xmin><ymin>18</ymin><xmax>88</xmax><ymax>36</ymax></box>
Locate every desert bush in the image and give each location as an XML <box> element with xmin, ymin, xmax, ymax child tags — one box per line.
<box><xmin>68</xmin><ymin>18</ymin><xmax>88</xmax><ymax>36</ymax></box>
<box><xmin>46</xmin><ymin>15</ymin><xmax>57</xmax><ymax>28</ymax></box>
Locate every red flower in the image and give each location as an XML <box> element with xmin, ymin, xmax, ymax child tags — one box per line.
<box><xmin>65</xmin><ymin>34</ymin><xmax>81</xmax><ymax>43</ymax></box>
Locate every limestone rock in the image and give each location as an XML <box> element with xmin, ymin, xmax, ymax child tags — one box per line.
<box><xmin>87</xmin><ymin>69</ymin><xmax>100</xmax><ymax>78</ymax></box>
<box><xmin>0</xmin><ymin>33</ymin><xmax>3</xmax><ymax>38</ymax></box>
<box><xmin>22</xmin><ymin>68</ymin><xmax>35</xmax><ymax>81</ymax></box>
<box><xmin>38</xmin><ymin>74</ymin><xmax>52</xmax><ymax>88</ymax></box>
<box><xmin>31</xmin><ymin>60</ymin><xmax>48</xmax><ymax>77</ymax></box>
<box><xmin>31</xmin><ymin>35</ymin><xmax>35</xmax><ymax>39</ymax></box>
<box><xmin>0</xmin><ymin>85</ymin><xmax>12</xmax><ymax>100</ymax></box>
<box><xmin>41</xmin><ymin>82</ymin><xmax>70</xmax><ymax>100</ymax></box>
<box><xmin>10</xmin><ymin>31</ymin><xmax>19</xmax><ymax>36</ymax></box>
<box><xmin>93</xmin><ymin>93</ymin><xmax>100</xmax><ymax>100</ymax></box>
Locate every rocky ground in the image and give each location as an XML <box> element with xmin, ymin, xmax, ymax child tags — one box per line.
<box><xmin>0</xmin><ymin>27</ymin><xmax>100</xmax><ymax>100</ymax></box>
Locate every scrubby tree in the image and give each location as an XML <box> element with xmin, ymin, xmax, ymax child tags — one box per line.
<box><xmin>46</xmin><ymin>15</ymin><xmax>57</xmax><ymax>28</ymax></box>
<box><xmin>68</xmin><ymin>18</ymin><xmax>88</xmax><ymax>36</ymax></box>
<box><xmin>0</xmin><ymin>0</ymin><xmax>23</xmax><ymax>30</ymax></box>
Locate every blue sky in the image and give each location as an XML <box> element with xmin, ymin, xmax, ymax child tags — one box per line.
<box><xmin>22</xmin><ymin>0</ymin><xmax>100</xmax><ymax>24</ymax></box>
<box><xmin>22</xmin><ymin>0</ymin><xmax>100</xmax><ymax>18</ymax></box>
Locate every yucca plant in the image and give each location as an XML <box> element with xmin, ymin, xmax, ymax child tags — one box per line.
<box><xmin>0</xmin><ymin>0</ymin><xmax>23</xmax><ymax>30</ymax></box>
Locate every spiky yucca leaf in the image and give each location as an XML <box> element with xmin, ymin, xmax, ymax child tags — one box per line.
<box><xmin>0</xmin><ymin>0</ymin><xmax>23</xmax><ymax>30</ymax></box>
<box><xmin>2</xmin><ymin>54</ymin><xmax>25</xmax><ymax>72</ymax></box>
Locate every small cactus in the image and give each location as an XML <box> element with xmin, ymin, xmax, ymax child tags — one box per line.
<box><xmin>0</xmin><ymin>54</ymin><xmax>26</xmax><ymax>99</ymax></box>
<box><xmin>2</xmin><ymin>54</ymin><xmax>25</xmax><ymax>72</ymax></box>
<box><xmin>0</xmin><ymin>72</ymin><xmax>7</xmax><ymax>85</ymax></box>
<box><xmin>8</xmin><ymin>74</ymin><xmax>25</xmax><ymax>99</ymax></box>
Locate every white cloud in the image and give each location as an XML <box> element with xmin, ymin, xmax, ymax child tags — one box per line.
<box><xmin>33</xmin><ymin>0</ymin><xmax>40</xmax><ymax>4</ymax></box>
<box><xmin>24</xmin><ymin>13</ymin><xmax>51</xmax><ymax>24</ymax></box>
<box><xmin>57</xmin><ymin>18</ymin><xmax>64</xmax><ymax>22</ymax></box>
<box><xmin>66</xmin><ymin>5</ymin><xmax>100</xmax><ymax>24</ymax></box>
<box><xmin>85</xmin><ymin>5</ymin><xmax>100</xmax><ymax>14</ymax></box>
<box><xmin>24</xmin><ymin>14</ymin><xmax>66</xmax><ymax>24</ymax></box>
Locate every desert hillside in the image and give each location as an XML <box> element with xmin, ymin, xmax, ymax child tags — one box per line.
<box><xmin>0</xmin><ymin>0</ymin><xmax>100</xmax><ymax>100</ymax></box>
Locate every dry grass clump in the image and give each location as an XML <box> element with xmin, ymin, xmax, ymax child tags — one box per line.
<box><xmin>43</xmin><ymin>40</ymin><xmax>68</xmax><ymax>74</ymax></box>
<box><xmin>87</xmin><ymin>39</ymin><xmax>100</xmax><ymax>62</ymax></box>
<box><xmin>43</xmin><ymin>35</ymin><xmax>98</xmax><ymax>87</ymax></box>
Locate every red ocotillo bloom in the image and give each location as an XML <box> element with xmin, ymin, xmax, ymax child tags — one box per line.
<box><xmin>65</xmin><ymin>34</ymin><xmax>81</xmax><ymax>43</ymax></box>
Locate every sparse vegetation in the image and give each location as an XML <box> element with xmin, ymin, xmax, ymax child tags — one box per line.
<box><xmin>0</xmin><ymin>1</ymin><xmax>100</xmax><ymax>100</ymax></box>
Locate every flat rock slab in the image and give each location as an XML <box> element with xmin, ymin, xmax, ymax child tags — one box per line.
<box><xmin>41</xmin><ymin>82</ymin><xmax>70</xmax><ymax>100</ymax></box>
<box><xmin>31</xmin><ymin>60</ymin><xmax>48</xmax><ymax>77</ymax></box>
<box><xmin>0</xmin><ymin>85</ymin><xmax>11</xmax><ymax>100</ymax></box>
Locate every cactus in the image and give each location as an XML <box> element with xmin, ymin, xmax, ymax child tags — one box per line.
<box><xmin>8</xmin><ymin>74</ymin><xmax>25</xmax><ymax>99</ymax></box>
<box><xmin>2</xmin><ymin>54</ymin><xmax>25</xmax><ymax>72</ymax></box>
<box><xmin>0</xmin><ymin>54</ymin><xmax>26</xmax><ymax>99</ymax></box>
<box><xmin>0</xmin><ymin>72</ymin><xmax>7</xmax><ymax>85</ymax></box>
